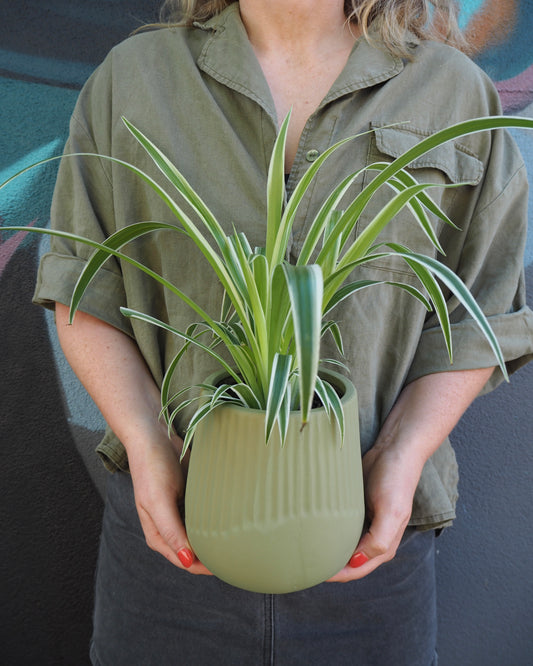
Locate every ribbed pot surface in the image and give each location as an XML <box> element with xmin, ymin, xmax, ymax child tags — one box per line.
<box><xmin>185</xmin><ymin>371</ymin><xmax>364</xmax><ymax>593</ymax></box>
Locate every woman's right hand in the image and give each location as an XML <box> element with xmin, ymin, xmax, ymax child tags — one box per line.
<box><xmin>54</xmin><ymin>304</ymin><xmax>211</xmax><ymax>575</ymax></box>
<box><xmin>127</xmin><ymin>432</ymin><xmax>212</xmax><ymax>575</ymax></box>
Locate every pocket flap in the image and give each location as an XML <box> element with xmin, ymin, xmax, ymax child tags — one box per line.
<box><xmin>372</xmin><ymin>123</ymin><xmax>484</xmax><ymax>185</ymax></box>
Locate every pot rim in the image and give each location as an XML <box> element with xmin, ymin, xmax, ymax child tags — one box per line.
<box><xmin>203</xmin><ymin>367</ymin><xmax>356</xmax><ymax>415</ymax></box>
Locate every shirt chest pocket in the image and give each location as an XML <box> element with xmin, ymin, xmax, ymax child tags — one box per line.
<box><xmin>351</xmin><ymin>122</ymin><xmax>484</xmax><ymax>279</ymax></box>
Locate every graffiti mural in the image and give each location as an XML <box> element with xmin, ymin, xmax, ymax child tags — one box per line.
<box><xmin>459</xmin><ymin>0</ymin><xmax>533</xmax><ymax>112</ymax></box>
<box><xmin>1</xmin><ymin>2</ymin><xmax>532</xmax><ymax>665</ymax></box>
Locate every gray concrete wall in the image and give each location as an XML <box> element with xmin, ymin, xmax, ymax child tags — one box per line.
<box><xmin>1</xmin><ymin>2</ymin><xmax>532</xmax><ymax>664</ymax></box>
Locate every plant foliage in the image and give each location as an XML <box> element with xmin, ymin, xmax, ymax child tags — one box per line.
<box><xmin>3</xmin><ymin>113</ymin><xmax>533</xmax><ymax>455</ymax></box>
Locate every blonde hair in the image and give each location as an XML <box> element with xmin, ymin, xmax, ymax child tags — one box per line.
<box><xmin>156</xmin><ymin>0</ymin><xmax>469</xmax><ymax>58</ymax></box>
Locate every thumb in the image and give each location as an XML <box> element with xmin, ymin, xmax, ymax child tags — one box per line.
<box><xmin>137</xmin><ymin>493</ymin><xmax>196</xmax><ymax>569</ymax></box>
<box><xmin>348</xmin><ymin>513</ymin><xmax>405</xmax><ymax>569</ymax></box>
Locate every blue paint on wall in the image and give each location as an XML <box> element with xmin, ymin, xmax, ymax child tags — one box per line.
<box><xmin>457</xmin><ymin>0</ymin><xmax>485</xmax><ymax>29</ymax></box>
<box><xmin>0</xmin><ymin>48</ymin><xmax>95</xmax><ymax>88</ymax></box>
<box><xmin>468</xmin><ymin>1</ymin><xmax>533</xmax><ymax>79</ymax></box>
<box><xmin>0</xmin><ymin>139</ymin><xmax>62</xmax><ymax>221</ymax></box>
<box><xmin>0</xmin><ymin>79</ymin><xmax>77</xmax><ymax>231</ymax></box>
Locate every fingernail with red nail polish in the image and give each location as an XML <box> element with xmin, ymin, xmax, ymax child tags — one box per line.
<box><xmin>349</xmin><ymin>552</ymin><xmax>369</xmax><ymax>568</ymax></box>
<box><xmin>177</xmin><ymin>547</ymin><xmax>194</xmax><ymax>568</ymax></box>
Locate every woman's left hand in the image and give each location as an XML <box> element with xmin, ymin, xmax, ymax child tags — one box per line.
<box><xmin>328</xmin><ymin>366</ymin><xmax>496</xmax><ymax>582</ymax></box>
<box><xmin>327</xmin><ymin>440</ymin><xmax>422</xmax><ymax>582</ymax></box>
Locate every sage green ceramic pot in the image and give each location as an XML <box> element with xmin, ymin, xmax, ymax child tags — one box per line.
<box><xmin>184</xmin><ymin>369</ymin><xmax>364</xmax><ymax>594</ymax></box>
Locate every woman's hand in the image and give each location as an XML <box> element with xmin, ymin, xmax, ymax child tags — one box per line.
<box><xmin>55</xmin><ymin>304</ymin><xmax>210</xmax><ymax>574</ymax></box>
<box><xmin>127</xmin><ymin>431</ymin><xmax>211</xmax><ymax>575</ymax></box>
<box><xmin>328</xmin><ymin>440</ymin><xmax>423</xmax><ymax>582</ymax></box>
<box><xmin>328</xmin><ymin>366</ymin><xmax>495</xmax><ymax>582</ymax></box>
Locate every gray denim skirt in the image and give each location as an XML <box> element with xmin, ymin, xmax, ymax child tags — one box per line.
<box><xmin>90</xmin><ymin>471</ymin><xmax>438</xmax><ymax>666</ymax></box>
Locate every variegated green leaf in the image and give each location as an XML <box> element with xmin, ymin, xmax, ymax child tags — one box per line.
<box><xmin>120</xmin><ymin>307</ymin><xmax>241</xmax><ymax>382</ymax></box>
<box><xmin>313</xmin><ymin>376</ymin><xmax>332</xmax><ymax>419</ymax></box>
<box><xmin>122</xmin><ymin>117</ymin><xmax>228</xmax><ymax>250</ymax></box>
<box><xmin>225</xmin><ymin>383</ymin><xmax>262</xmax><ymax>409</ymax></box>
<box><xmin>322</xmin><ymin>379</ymin><xmax>345</xmax><ymax>442</ymax></box>
<box><xmin>251</xmin><ymin>252</ymin><xmax>270</xmax><ymax>311</ymax></box>
<box><xmin>324</xmin><ymin>277</ymin><xmax>432</xmax><ymax>315</ymax></box>
<box><xmin>266</xmin><ymin>113</ymin><xmax>291</xmax><ymax>263</ymax></box>
<box><xmin>283</xmin><ymin>264</ymin><xmax>323</xmax><ymax>423</ymax></box>
<box><xmin>390</xmin><ymin>247</ymin><xmax>508</xmax><ymax>378</ymax></box>
<box><xmin>321</xmin><ymin>321</ymin><xmax>345</xmax><ymax>356</ymax></box>
<box><xmin>265</xmin><ymin>353</ymin><xmax>292</xmax><ymax>444</ymax></box>
<box><xmin>182</xmin><ymin>399</ymin><xmax>220</xmax><ymax>459</ymax></box>
<box><xmin>296</xmin><ymin>170</ymin><xmax>361</xmax><ymax>267</ymax></box>
<box><xmin>268</xmin><ymin>264</ymin><xmax>292</xmax><ymax>361</ymax></box>
<box><xmin>160</xmin><ymin>322</ymin><xmax>203</xmax><ymax>425</ymax></box>
<box><xmin>277</xmin><ymin>383</ymin><xmax>292</xmax><ymax>446</ymax></box>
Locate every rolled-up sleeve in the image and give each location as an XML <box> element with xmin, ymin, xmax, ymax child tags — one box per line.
<box><xmin>33</xmin><ymin>58</ymin><xmax>134</xmax><ymax>338</ymax></box>
<box><xmin>407</xmin><ymin>129</ymin><xmax>533</xmax><ymax>391</ymax></box>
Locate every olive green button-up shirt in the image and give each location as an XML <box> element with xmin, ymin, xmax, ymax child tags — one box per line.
<box><xmin>34</xmin><ymin>4</ymin><xmax>533</xmax><ymax>529</ymax></box>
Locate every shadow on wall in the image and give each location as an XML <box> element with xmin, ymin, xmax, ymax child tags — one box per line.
<box><xmin>0</xmin><ymin>1</ymin><xmax>532</xmax><ymax>665</ymax></box>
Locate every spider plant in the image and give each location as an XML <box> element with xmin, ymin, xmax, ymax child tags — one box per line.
<box><xmin>3</xmin><ymin>113</ymin><xmax>533</xmax><ymax>455</ymax></box>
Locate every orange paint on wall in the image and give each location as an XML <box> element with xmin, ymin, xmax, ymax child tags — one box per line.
<box><xmin>464</xmin><ymin>0</ymin><xmax>518</xmax><ymax>53</ymax></box>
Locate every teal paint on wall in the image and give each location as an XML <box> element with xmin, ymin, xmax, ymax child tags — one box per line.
<box><xmin>0</xmin><ymin>79</ymin><xmax>78</xmax><ymax>244</ymax></box>
<box><xmin>457</xmin><ymin>0</ymin><xmax>485</xmax><ymax>29</ymax></box>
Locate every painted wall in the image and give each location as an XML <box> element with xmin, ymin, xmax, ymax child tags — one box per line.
<box><xmin>1</xmin><ymin>2</ymin><xmax>532</xmax><ymax>664</ymax></box>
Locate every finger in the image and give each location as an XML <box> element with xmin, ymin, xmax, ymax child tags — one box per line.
<box><xmin>343</xmin><ymin>509</ymin><xmax>407</xmax><ymax>577</ymax></box>
<box><xmin>139</xmin><ymin>507</ymin><xmax>212</xmax><ymax>576</ymax></box>
<box><xmin>139</xmin><ymin>508</ymin><xmax>212</xmax><ymax>575</ymax></box>
<box><xmin>327</xmin><ymin>540</ymin><xmax>393</xmax><ymax>583</ymax></box>
<box><xmin>136</xmin><ymin>488</ymin><xmax>205</xmax><ymax>569</ymax></box>
<box><xmin>356</xmin><ymin>506</ymin><xmax>407</xmax><ymax>558</ymax></box>
<box><xmin>327</xmin><ymin>513</ymin><xmax>409</xmax><ymax>583</ymax></box>
<box><xmin>136</xmin><ymin>501</ymin><xmax>190</xmax><ymax>567</ymax></box>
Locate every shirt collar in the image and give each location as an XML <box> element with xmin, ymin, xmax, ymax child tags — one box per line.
<box><xmin>196</xmin><ymin>4</ymin><xmax>275</xmax><ymax>116</ymax></box>
<box><xmin>324</xmin><ymin>31</ymin><xmax>405</xmax><ymax>103</ymax></box>
<box><xmin>196</xmin><ymin>4</ymin><xmax>405</xmax><ymax>116</ymax></box>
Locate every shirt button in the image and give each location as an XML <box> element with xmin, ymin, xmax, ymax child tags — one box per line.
<box><xmin>305</xmin><ymin>149</ymin><xmax>320</xmax><ymax>162</ymax></box>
